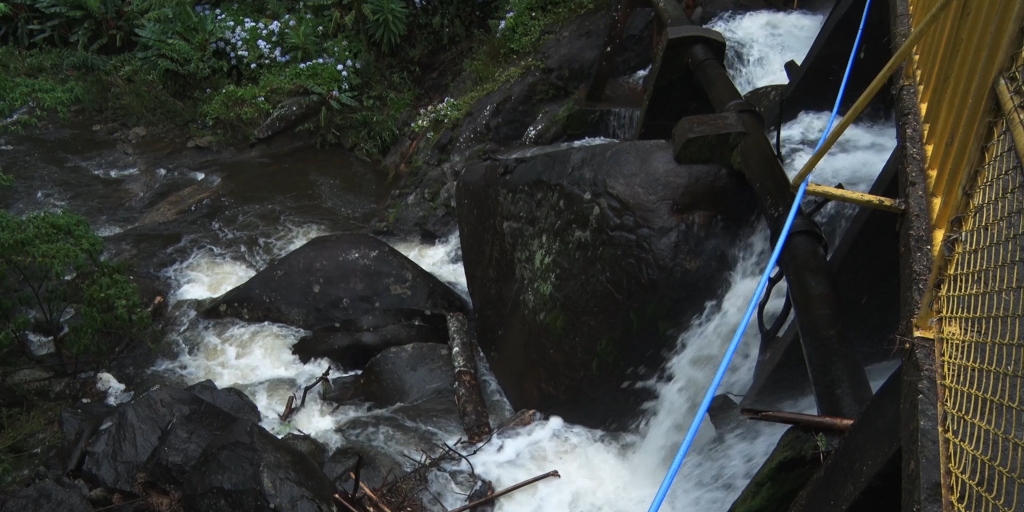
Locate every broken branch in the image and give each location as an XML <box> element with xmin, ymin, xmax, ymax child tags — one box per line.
<box><xmin>279</xmin><ymin>395</ymin><xmax>296</xmax><ymax>421</ymax></box>
<box><xmin>300</xmin><ymin>366</ymin><xmax>332</xmax><ymax>408</ymax></box>
<box><xmin>349</xmin><ymin>472</ymin><xmax>394</xmax><ymax>512</ymax></box>
<box><xmin>445</xmin><ymin>470</ymin><xmax>561</xmax><ymax>512</ymax></box>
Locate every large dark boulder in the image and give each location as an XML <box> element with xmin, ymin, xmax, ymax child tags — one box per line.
<box><xmin>47</xmin><ymin>401</ymin><xmax>116</xmax><ymax>476</ymax></box>
<box><xmin>0</xmin><ymin>478</ymin><xmax>92</xmax><ymax>512</ymax></box>
<box><xmin>356</xmin><ymin>343</ymin><xmax>463</xmax><ymax>433</ymax></box>
<box><xmin>183</xmin><ymin>420</ymin><xmax>338</xmax><ymax>512</ymax></box>
<box><xmin>292</xmin><ymin>310</ymin><xmax>448</xmax><ymax>370</ymax></box>
<box><xmin>360</xmin><ymin>343</ymin><xmax>455</xmax><ymax>406</ymax></box>
<box><xmin>186</xmin><ymin>379</ymin><xmax>262</xmax><ymax>423</ymax></box>
<box><xmin>376</xmin><ymin>8</ymin><xmax>659</xmax><ymax>240</ymax></box>
<box><xmin>81</xmin><ymin>383</ymin><xmax>261</xmax><ymax>492</ymax></box>
<box><xmin>456</xmin><ymin>140</ymin><xmax>756</xmax><ymax>428</ymax></box>
<box><xmin>203</xmin><ymin>234</ymin><xmax>466</xmax><ymax>330</ymax></box>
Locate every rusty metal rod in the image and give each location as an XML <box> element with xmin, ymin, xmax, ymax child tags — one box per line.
<box><xmin>741</xmin><ymin>408</ymin><xmax>855</xmax><ymax>431</ymax></box>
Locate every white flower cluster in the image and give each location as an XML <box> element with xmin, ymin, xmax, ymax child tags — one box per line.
<box><xmin>194</xmin><ymin>4</ymin><xmax>366</xmax><ymax>95</ymax></box>
<box><xmin>206</xmin><ymin>9</ymin><xmax>290</xmax><ymax>68</ymax></box>
<box><xmin>412</xmin><ymin>97</ymin><xmax>460</xmax><ymax>133</ymax></box>
<box><xmin>497</xmin><ymin>10</ymin><xmax>514</xmax><ymax>33</ymax></box>
<box><xmin>295</xmin><ymin>57</ymin><xmax>357</xmax><ymax>90</ymax></box>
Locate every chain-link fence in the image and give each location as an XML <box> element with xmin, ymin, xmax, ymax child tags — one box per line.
<box><xmin>935</xmin><ymin>38</ymin><xmax>1024</xmax><ymax>512</ymax></box>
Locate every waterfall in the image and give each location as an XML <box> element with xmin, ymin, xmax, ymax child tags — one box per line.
<box><xmin>601</xmin><ymin>107</ymin><xmax>642</xmax><ymax>140</ymax></box>
<box><xmin>151</xmin><ymin>9</ymin><xmax>900</xmax><ymax>512</ymax></box>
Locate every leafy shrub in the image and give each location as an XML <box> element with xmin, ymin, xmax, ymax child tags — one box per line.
<box><xmin>495</xmin><ymin>0</ymin><xmax>596</xmax><ymax>55</ymax></box>
<box><xmin>0</xmin><ymin>46</ymin><xmax>92</xmax><ymax>128</ymax></box>
<box><xmin>133</xmin><ymin>1</ymin><xmax>225</xmax><ymax>86</ymax></box>
<box><xmin>0</xmin><ymin>0</ymin><xmax>139</xmax><ymax>51</ymax></box>
<box><xmin>0</xmin><ymin>209</ymin><xmax>151</xmax><ymax>357</ymax></box>
<box><xmin>363</xmin><ymin>0</ymin><xmax>408</xmax><ymax>51</ymax></box>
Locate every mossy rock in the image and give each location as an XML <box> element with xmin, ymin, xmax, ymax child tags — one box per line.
<box><xmin>728</xmin><ymin>427</ymin><xmax>825</xmax><ymax>512</ymax></box>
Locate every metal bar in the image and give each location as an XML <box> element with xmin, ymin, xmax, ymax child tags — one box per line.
<box><xmin>804</xmin><ymin>183</ymin><xmax>904</xmax><ymax>212</ymax></box>
<box><xmin>741</xmin><ymin>408</ymin><xmax>855</xmax><ymax>431</ymax></box>
<box><xmin>790</xmin><ymin>0</ymin><xmax>958</xmax><ymax>188</ymax></box>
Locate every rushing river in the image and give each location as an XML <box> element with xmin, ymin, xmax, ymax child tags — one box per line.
<box><xmin>0</xmin><ymin>9</ymin><xmax>901</xmax><ymax>512</ymax></box>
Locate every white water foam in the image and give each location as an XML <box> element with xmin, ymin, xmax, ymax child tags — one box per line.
<box><xmin>707</xmin><ymin>11</ymin><xmax>825</xmax><ymax>95</ymax></box>
<box><xmin>392</xmin><ymin>233</ymin><xmax>469</xmax><ymax>299</ymax></box>
<box><xmin>91</xmin><ymin>167</ymin><xmax>140</xmax><ymax>179</ymax></box>
<box><xmin>438</xmin><ymin>12</ymin><xmax>895</xmax><ymax>512</ymax></box>
<box><xmin>96</xmin><ymin>225</ymin><xmax>125</xmax><ymax>237</ymax></box>
<box><xmin>164</xmin><ymin>247</ymin><xmax>256</xmax><ymax>302</ymax></box>
<box><xmin>96</xmin><ymin>372</ymin><xmax>134</xmax><ymax>406</ymax></box>
<box><xmin>456</xmin><ymin>231</ymin><xmax>797</xmax><ymax>512</ymax></box>
<box><xmin>155</xmin><ymin>222</ymin><xmax>344</xmax><ymax>440</ymax></box>
<box><xmin>148</xmin><ymin>9</ymin><xmax>897</xmax><ymax>512</ymax></box>
<box><xmin>153</xmin><ymin>315</ymin><xmax>356</xmax><ymax>444</ymax></box>
<box><xmin>257</xmin><ymin>222</ymin><xmax>330</xmax><ymax>263</ymax></box>
<box><xmin>776</xmin><ymin>111</ymin><xmax>897</xmax><ymax>192</ymax></box>
<box><xmin>499</xmin><ymin>137</ymin><xmax>618</xmax><ymax>159</ymax></box>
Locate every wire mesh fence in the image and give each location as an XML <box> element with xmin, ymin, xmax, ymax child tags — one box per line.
<box><xmin>935</xmin><ymin>39</ymin><xmax>1024</xmax><ymax>512</ymax></box>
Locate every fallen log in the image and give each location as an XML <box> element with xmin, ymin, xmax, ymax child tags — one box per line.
<box><xmin>446</xmin><ymin>313</ymin><xmax>491</xmax><ymax>443</ymax></box>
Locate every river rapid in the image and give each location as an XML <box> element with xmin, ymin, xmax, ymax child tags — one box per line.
<box><xmin>0</xmin><ymin>9</ymin><xmax>900</xmax><ymax>512</ymax></box>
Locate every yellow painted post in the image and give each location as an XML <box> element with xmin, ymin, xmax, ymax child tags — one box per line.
<box><xmin>803</xmin><ymin>184</ymin><xmax>904</xmax><ymax>212</ymax></box>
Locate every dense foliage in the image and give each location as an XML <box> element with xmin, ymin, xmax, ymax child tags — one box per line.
<box><xmin>0</xmin><ymin>0</ymin><xmax>594</xmax><ymax>154</ymax></box>
<box><xmin>0</xmin><ymin>207</ymin><xmax>151</xmax><ymax>358</ymax></box>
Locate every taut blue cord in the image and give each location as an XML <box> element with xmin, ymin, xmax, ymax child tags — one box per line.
<box><xmin>645</xmin><ymin>2</ymin><xmax>873</xmax><ymax>510</ymax></box>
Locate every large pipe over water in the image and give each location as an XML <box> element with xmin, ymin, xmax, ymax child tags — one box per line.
<box><xmin>650</xmin><ymin>0</ymin><xmax>873</xmax><ymax>419</ymax></box>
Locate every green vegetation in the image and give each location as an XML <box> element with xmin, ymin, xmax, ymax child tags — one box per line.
<box><xmin>0</xmin><ymin>209</ymin><xmax>152</xmax><ymax>358</ymax></box>
<box><xmin>0</xmin><ymin>0</ymin><xmax>597</xmax><ymax>155</ymax></box>
<box><xmin>493</xmin><ymin>0</ymin><xmax>593</xmax><ymax>56</ymax></box>
<box><xmin>0</xmin><ymin>172</ymin><xmax>148</xmax><ymax>488</ymax></box>
<box><xmin>0</xmin><ymin>402</ymin><xmax>63</xmax><ymax>486</ymax></box>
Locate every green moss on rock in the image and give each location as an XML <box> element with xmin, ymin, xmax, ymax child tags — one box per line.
<box><xmin>728</xmin><ymin>427</ymin><xmax>825</xmax><ymax>512</ymax></box>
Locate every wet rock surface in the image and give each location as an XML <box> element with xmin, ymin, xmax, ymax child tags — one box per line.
<box><xmin>81</xmin><ymin>384</ymin><xmax>260</xmax><ymax>492</ymax></box>
<box><xmin>361</xmin><ymin>343</ymin><xmax>456</xmax><ymax>406</ymax></box>
<box><xmin>203</xmin><ymin>233</ymin><xmax>466</xmax><ymax>329</ymax></box>
<box><xmin>254</xmin><ymin>95</ymin><xmax>323</xmax><ymax>141</ymax></box>
<box><xmin>34</xmin><ymin>382</ymin><xmax>355</xmax><ymax>512</ymax></box>
<box><xmin>293</xmin><ymin>310</ymin><xmax>449</xmax><ymax>369</ymax></box>
<box><xmin>183</xmin><ymin>420</ymin><xmax>338</xmax><ymax>512</ymax></box>
<box><xmin>457</xmin><ymin>140</ymin><xmax>756</xmax><ymax>428</ymax></box>
<box><xmin>185</xmin><ymin>379</ymin><xmax>262</xmax><ymax>423</ymax></box>
<box><xmin>376</xmin><ymin>9</ymin><xmax>656</xmax><ymax>241</ymax></box>
<box><xmin>0</xmin><ymin>477</ymin><xmax>92</xmax><ymax>512</ymax></box>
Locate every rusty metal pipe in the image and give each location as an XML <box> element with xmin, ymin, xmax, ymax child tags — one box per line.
<box><xmin>670</xmin><ymin>13</ymin><xmax>874</xmax><ymax>418</ymax></box>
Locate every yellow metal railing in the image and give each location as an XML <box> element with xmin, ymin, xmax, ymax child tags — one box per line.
<box><xmin>907</xmin><ymin>1</ymin><xmax>1024</xmax><ymax>510</ymax></box>
<box><xmin>912</xmin><ymin>0</ymin><xmax>1024</xmax><ymax>335</ymax></box>
<box><xmin>935</xmin><ymin>94</ymin><xmax>1024</xmax><ymax>512</ymax></box>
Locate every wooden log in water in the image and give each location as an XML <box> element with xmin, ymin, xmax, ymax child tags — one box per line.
<box><xmin>446</xmin><ymin>312</ymin><xmax>492</xmax><ymax>443</ymax></box>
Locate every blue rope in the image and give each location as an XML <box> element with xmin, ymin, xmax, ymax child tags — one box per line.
<box><xmin>645</xmin><ymin>1</ymin><xmax>873</xmax><ymax>510</ymax></box>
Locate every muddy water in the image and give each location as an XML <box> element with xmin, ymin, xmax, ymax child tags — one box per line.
<box><xmin>0</xmin><ymin>120</ymin><xmax>385</xmax><ymax>275</ymax></box>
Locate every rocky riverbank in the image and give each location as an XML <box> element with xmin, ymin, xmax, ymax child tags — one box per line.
<box><xmin>0</xmin><ymin>1</ymin><xmax>885</xmax><ymax>512</ymax></box>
